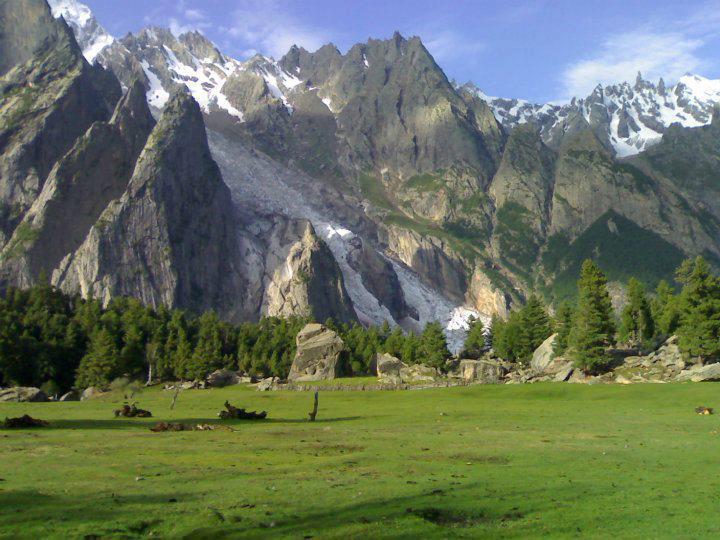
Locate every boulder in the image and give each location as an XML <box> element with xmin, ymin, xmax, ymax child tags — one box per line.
<box><xmin>653</xmin><ymin>336</ymin><xmax>685</xmax><ymax>369</ymax></box>
<box><xmin>676</xmin><ymin>362</ymin><xmax>720</xmax><ymax>382</ymax></box>
<box><xmin>530</xmin><ymin>334</ymin><xmax>557</xmax><ymax>373</ymax></box>
<box><xmin>553</xmin><ymin>364</ymin><xmax>574</xmax><ymax>382</ymax></box>
<box><xmin>80</xmin><ymin>387</ymin><xmax>103</xmax><ymax>401</ymax></box>
<box><xmin>0</xmin><ymin>387</ymin><xmax>48</xmax><ymax>402</ymax></box>
<box><xmin>288</xmin><ymin>324</ymin><xmax>346</xmax><ymax>382</ymax></box>
<box><xmin>59</xmin><ymin>391</ymin><xmax>79</xmax><ymax>402</ymax></box>
<box><xmin>458</xmin><ymin>359</ymin><xmax>505</xmax><ymax>383</ymax></box>
<box><xmin>400</xmin><ymin>364</ymin><xmax>439</xmax><ymax>383</ymax></box>
<box><xmin>205</xmin><ymin>369</ymin><xmax>241</xmax><ymax>388</ymax></box>
<box><xmin>376</xmin><ymin>353</ymin><xmax>405</xmax><ymax>383</ymax></box>
<box><xmin>257</xmin><ymin>377</ymin><xmax>279</xmax><ymax>391</ymax></box>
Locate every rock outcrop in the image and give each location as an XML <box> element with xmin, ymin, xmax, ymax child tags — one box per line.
<box><xmin>288</xmin><ymin>323</ymin><xmax>346</xmax><ymax>381</ymax></box>
<box><xmin>376</xmin><ymin>353</ymin><xmax>405</xmax><ymax>383</ymax></box>
<box><xmin>458</xmin><ymin>358</ymin><xmax>505</xmax><ymax>383</ymax></box>
<box><xmin>262</xmin><ymin>218</ymin><xmax>357</xmax><ymax>325</ymax></box>
<box><xmin>530</xmin><ymin>334</ymin><xmax>557</xmax><ymax>373</ymax></box>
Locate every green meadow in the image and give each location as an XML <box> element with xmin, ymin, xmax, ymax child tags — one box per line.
<box><xmin>2</xmin><ymin>382</ymin><xmax>720</xmax><ymax>539</ymax></box>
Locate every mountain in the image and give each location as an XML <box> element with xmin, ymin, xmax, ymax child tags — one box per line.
<box><xmin>470</xmin><ymin>73</ymin><xmax>720</xmax><ymax>157</ymax></box>
<box><xmin>2</xmin><ymin>0</ymin><xmax>720</xmax><ymax>351</ymax></box>
<box><xmin>47</xmin><ymin>0</ymin><xmax>114</xmax><ymax>63</ymax></box>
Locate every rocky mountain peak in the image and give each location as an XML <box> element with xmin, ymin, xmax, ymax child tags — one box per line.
<box><xmin>110</xmin><ymin>79</ymin><xmax>156</xmax><ymax>143</ymax></box>
<box><xmin>47</xmin><ymin>0</ymin><xmax>114</xmax><ymax>63</ymax></box>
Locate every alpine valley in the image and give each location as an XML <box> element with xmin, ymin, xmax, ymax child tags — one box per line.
<box><xmin>2</xmin><ymin>0</ymin><xmax>720</xmax><ymax>350</ymax></box>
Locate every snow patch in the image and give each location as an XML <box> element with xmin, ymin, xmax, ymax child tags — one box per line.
<box><xmin>140</xmin><ymin>60</ymin><xmax>169</xmax><ymax>108</ymax></box>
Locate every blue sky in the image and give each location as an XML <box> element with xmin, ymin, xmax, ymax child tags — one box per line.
<box><xmin>84</xmin><ymin>0</ymin><xmax>720</xmax><ymax>103</ymax></box>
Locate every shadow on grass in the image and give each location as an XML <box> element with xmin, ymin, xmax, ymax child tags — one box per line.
<box><xmin>0</xmin><ymin>489</ymin><xmax>203</xmax><ymax>535</ymax></box>
<box><xmin>177</xmin><ymin>480</ymin><xmax>570</xmax><ymax>539</ymax></box>
<box><xmin>16</xmin><ymin>415</ymin><xmax>363</xmax><ymax>431</ymax></box>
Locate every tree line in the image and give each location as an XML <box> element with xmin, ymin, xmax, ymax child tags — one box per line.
<box><xmin>0</xmin><ymin>283</ymin><xmax>451</xmax><ymax>392</ymax></box>
<box><xmin>0</xmin><ymin>255</ymin><xmax>717</xmax><ymax>392</ymax></box>
<box><xmin>485</xmin><ymin>256</ymin><xmax>720</xmax><ymax>374</ymax></box>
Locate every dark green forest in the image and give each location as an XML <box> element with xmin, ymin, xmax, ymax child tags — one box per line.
<box><xmin>1</xmin><ymin>256</ymin><xmax>718</xmax><ymax>393</ymax></box>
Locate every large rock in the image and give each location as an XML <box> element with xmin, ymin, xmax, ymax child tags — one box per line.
<box><xmin>399</xmin><ymin>364</ymin><xmax>439</xmax><ymax>383</ymax></box>
<box><xmin>288</xmin><ymin>323</ymin><xmax>346</xmax><ymax>382</ymax></box>
<box><xmin>376</xmin><ymin>353</ymin><xmax>405</xmax><ymax>383</ymax></box>
<box><xmin>530</xmin><ymin>334</ymin><xmax>557</xmax><ymax>373</ymax></box>
<box><xmin>59</xmin><ymin>390</ymin><xmax>79</xmax><ymax>402</ymax></box>
<box><xmin>80</xmin><ymin>386</ymin><xmax>103</xmax><ymax>400</ymax></box>
<box><xmin>205</xmin><ymin>369</ymin><xmax>241</xmax><ymax>388</ymax></box>
<box><xmin>0</xmin><ymin>387</ymin><xmax>48</xmax><ymax>402</ymax></box>
<box><xmin>458</xmin><ymin>359</ymin><xmax>505</xmax><ymax>383</ymax></box>
<box><xmin>676</xmin><ymin>362</ymin><xmax>720</xmax><ymax>382</ymax></box>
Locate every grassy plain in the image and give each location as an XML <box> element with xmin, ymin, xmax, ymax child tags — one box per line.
<box><xmin>1</xmin><ymin>382</ymin><xmax>720</xmax><ymax>538</ymax></box>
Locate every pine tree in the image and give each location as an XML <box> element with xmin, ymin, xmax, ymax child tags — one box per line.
<box><xmin>76</xmin><ymin>328</ymin><xmax>121</xmax><ymax>389</ymax></box>
<box><xmin>569</xmin><ymin>260</ymin><xmax>616</xmax><ymax>374</ymax></box>
<box><xmin>553</xmin><ymin>302</ymin><xmax>574</xmax><ymax>357</ymax></box>
<box><xmin>461</xmin><ymin>317</ymin><xmax>485</xmax><ymax>359</ymax></box>
<box><xmin>619</xmin><ymin>278</ymin><xmax>654</xmax><ymax>347</ymax></box>
<box><xmin>185</xmin><ymin>311</ymin><xmax>224</xmax><ymax>379</ymax></box>
<box><xmin>676</xmin><ymin>257</ymin><xmax>720</xmax><ymax>363</ymax></box>
<box><xmin>419</xmin><ymin>322</ymin><xmax>450</xmax><ymax>370</ymax></box>
<box><xmin>520</xmin><ymin>295</ymin><xmax>552</xmax><ymax>355</ymax></box>
<box><xmin>651</xmin><ymin>280</ymin><xmax>680</xmax><ymax>337</ymax></box>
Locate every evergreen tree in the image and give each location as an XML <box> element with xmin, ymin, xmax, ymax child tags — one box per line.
<box><xmin>619</xmin><ymin>278</ymin><xmax>654</xmax><ymax>347</ymax></box>
<box><xmin>520</xmin><ymin>295</ymin><xmax>552</xmax><ymax>353</ymax></box>
<box><xmin>418</xmin><ymin>322</ymin><xmax>450</xmax><ymax>370</ymax></box>
<box><xmin>569</xmin><ymin>260</ymin><xmax>616</xmax><ymax>374</ymax></box>
<box><xmin>676</xmin><ymin>257</ymin><xmax>720</xmax><ymax>363</ymax></box>
<box><xmin>553</xmin><ymin>302</ymin><xmax>574</xmax><ymax>357</ymax></box>
<box><xmin>76</xmin><ymin>328</ymin><xmax>121</xmax><ymax>389</ymax></box>
<box><xmin>461</xmin><ymin>317</ymin><xmax>485</xmax><ymax>359</ymax></box>
<box><xmin>651</xmin><ymin>280</ymin><xmax>680</xmax><ymax>337</ymax></box>
<box><xmin>184</xmin><ymin>311</ymin><xmax>224</xmax><ymax>379</ymax></box>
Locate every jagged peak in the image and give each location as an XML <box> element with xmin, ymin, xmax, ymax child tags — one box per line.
<box><xmin>110</xmin><ymin>79</ymin><xmax>155</xmax><ymax>132</ymax></box>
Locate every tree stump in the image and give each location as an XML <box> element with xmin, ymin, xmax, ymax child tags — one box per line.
<box><xmin>308</xmin><ymin>391</ymin><xmax>319</xmax><ymax>422</ymax></box>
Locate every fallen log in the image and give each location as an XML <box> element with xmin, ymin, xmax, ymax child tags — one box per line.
<box><xmin>114</xmin><ymin>403</ymin><xmax>153</xmax><ymax>418</ymax></box>
<box><xmin>3</xmin><ymin>415</ymin><xmax>48</xmax><ymax>428</ymax></box>
<box><xmin>217</xmin><ymin>401</ymin><xmax>267</xmax><ymax>420</ymax></box>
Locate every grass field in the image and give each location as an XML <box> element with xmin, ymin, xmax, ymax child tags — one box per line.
<box><xmin>2</xmin><ymin>382</ymin><xmax>720</xmax><ymax>539</ymax></box>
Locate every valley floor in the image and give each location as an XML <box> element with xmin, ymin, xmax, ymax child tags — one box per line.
<box><xmin>1</xmin><ymin>383</ymin><xmax>719</xmax><ymax>538</ymax></box>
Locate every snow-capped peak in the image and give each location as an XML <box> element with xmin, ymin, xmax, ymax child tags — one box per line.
<box><xmin>471</xmin><ymin>73</ymin><xmax>720</xmax><ymax>157</ymax></box>
<box><xmin>48</xmin><ymin>0</ymin><xmax>114</xmax><ymax>63</ymax></box>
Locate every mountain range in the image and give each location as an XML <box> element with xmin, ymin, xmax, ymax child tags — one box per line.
<box><xmin>1</xmin><ymin>0</ymin><xmax>719</xmax><ymax>350</ymax></box>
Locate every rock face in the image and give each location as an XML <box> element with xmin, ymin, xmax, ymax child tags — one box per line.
<box><xmin>530</xmin><ymin>334</ymin><xmax>557</xmax><ymax>374</ymax></box>
<box><xmin>53</xmin><ymin>91</ymin><xmax>248</xmax><ymax>320</ymax></box>
<box><xmin>0</xmin><ymin>387</ymin><xmax>48</xmax><ymax>402</ymax></box>
<box><xmin>288</xmin><ymin>323</ymin><xmax>346</xmax><ymax>382</ymax></box>
<box><xmin>262</xmin><ymin>219</ymin><xmax>357</xmax><ymax>325</ymax></box>
<box><xmin>0</xmin><ymin>79</ymin><xmax>154</xmax><ymax>288</ymax></box>
<box><xmin>0</xmin><ymin>0</ymin><xmax>120</xmax><ymax>248</ymax></box>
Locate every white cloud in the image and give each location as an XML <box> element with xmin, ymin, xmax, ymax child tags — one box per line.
<box><xmin>423</xmin><ymin>30</ymin><xmax>485</xmax><ymax>64</ymax></box>
<box><xmin>220</xmin><ymin>0</ymin><xmax>328</xmax><ymax>59</ymax></box>
<box><xmin>561</xmin><ymin>30</ymin><xmax>705</xmax><ymax>98</ymax></box>
<box><xmin>184</xmin><ymin>9</ymin><xmax>205</xmax><ymax>21</ymax></box>
<box><xmin>561</xmin><ymin>3</ymin><xmax>720</xmax><ymax>99</ymax></box>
